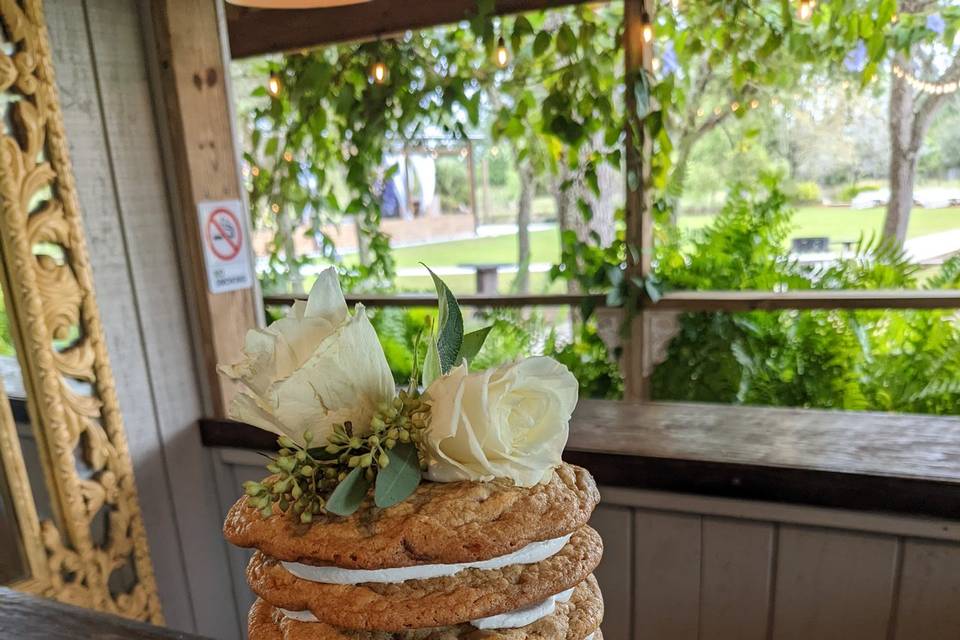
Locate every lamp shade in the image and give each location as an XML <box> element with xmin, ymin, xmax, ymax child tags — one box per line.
<box><xmin>227</xmin><ymin>0</ymin><xmax>371</xmax><ymax>7</ymax></box>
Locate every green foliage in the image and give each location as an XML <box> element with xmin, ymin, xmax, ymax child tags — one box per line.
<box><xmin>435</xmin><ymin>157</ymin><xmax>471</xmax><ymax>212</ymax></box>
<box><xmin>838</xmin><ymin>181</ymin><xmax>884</xmax><ymax>202</ymax></box>
<box><xmin>326</xmin><ymin>467</ymin><xmax>371</xmax><ymax>517</ymax></box>
<box><xmin>369</xmin><ymin>307</ymin><xmax>432</xmax><ymax>384</ymax></box>
<box><xmin>789</xmin><ymin>180</ymin><xmax>823</xmax><ymax>205</ymax></box>
<box><xmin>486</xmin><ymin>149</ymin><xmax>511</xmax><ymax>186</ymax></box>
<box><xmin>651</xmin><ymin>180</ymin><xmax>960</xmax><ymax>414</ymax></box>
<box><xmin>245</xmin><ymin>391</ymin><xmax>431</xmax><ymax>521</ymax></box>
<box><xmin>374</xmin><ymin>442</ymin><xmax>422</xmax><ymax>509</ymax></box>
<box><xmin>547</xmin><ymin>322</ymin><xmax>624</xmax><ymax>400</ymax></box>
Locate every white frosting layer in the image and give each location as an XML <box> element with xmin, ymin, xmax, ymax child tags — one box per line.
<box><xmin>470</xmin><ymin>586</ymin><xmax>575</xmax><ymax>629</ymax></box>
<box><xmin>280</xmin><ymin>586</ymin><xmax>578</xmax><ymax>630</ymax></box>
<box><xmin>279</xmin><ymin>608</ymin><xmax>319</xmax><ymax>623</ymax></box>
<box><xmin>281</xmin><ymin>533</ymin><xmax>572</xmax><ymax>584</ymax></box>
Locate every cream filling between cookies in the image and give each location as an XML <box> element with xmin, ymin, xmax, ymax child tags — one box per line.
<box><xmin>278</xmin><ymin>586</ymin><xmax>577</xmax><ymax>630</ymax></box>
<box><xmin>469</xmin><ymin>586</ymin><xmax>575</xmax><ymax>629</ymax></box>
<box><xmin>279</xmin><ymin>533</ymin><xmax>572</xmax><ymax>584</ymax></box>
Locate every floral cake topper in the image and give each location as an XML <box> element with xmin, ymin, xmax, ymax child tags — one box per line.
<box><xmin>219</xmin><ymin>267</ymin><xmax>578</xmax><ymax>520</ymax></box>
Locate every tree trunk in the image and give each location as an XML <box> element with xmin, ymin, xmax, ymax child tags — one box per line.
<box><xmin>883</xmin><ymin>59</ymin><xmax>917</xmax><ymax>245</ymax></box>
<box><xmin>516</xmin><ymin>161</ymin><xmax>534</xmax><ymax>293</ymax></box>
<box><xmin>882</xmin><ymin>51</ymin><xmax>960</xmax><ymax>245</ymax></box>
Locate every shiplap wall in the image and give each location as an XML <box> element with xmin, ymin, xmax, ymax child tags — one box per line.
<box><xmin>44</xmin><ymin>1</ymin><xmax>241</xmax><ymax>637</ymax></box>
<box><xmin>213</xmin><ymin>448</ymin><xmax>960</xmax><ymax>640</ymax></box>
<box><xmin>591</xmin><ymin>487</ymin><xmax>960</xmax><ymax>640</ymax></box>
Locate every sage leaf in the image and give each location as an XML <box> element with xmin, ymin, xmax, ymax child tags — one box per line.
<box><xmin>458</xmin><ymin>326</ymin><xmax>493</xmax><ymax>363</ymax></box>
<box><xmin>325</xmin><ymin>466</ymin><xmax>370</xmax><ymax>516</ymax></box>
<box><xmin>424</xmin><ymin>265</ymin><xmax>463</xmax><ymax>374</ymax></box>
<box><xmin>422</xmin><ymin>333</ymin><xmax>442</xmax><ymax>388</ymax></box>
<box><xmin>374</xmin><ymin>443</ymin><xmax>422</xmax><ymax>509</ymax></box>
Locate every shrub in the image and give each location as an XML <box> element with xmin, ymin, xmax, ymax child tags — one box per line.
<box><xmin>838</xmin><ymin>181</ymin><xmax>883</xmax><ymax>202</ymax></box>
<box><xmin>546</xmin><ymin>323</ymin><xmax>624</xmax><ymax>400</ymax></box>
<box><xmin>435</xmin><ymin>157</ymin><xmax>470</xmax><ymax>212</ymax></box>
<box><xmin>651</xmin><ymin>178</ymin><xmax>960</xmax><ymax>415</ymax></box>
<box><xmin>790</xmin><ymin>180</ymin><xmax>822</xmax><ymax>205</ymax></box>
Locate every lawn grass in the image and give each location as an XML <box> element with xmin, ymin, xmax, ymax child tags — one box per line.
<box><xmin>332</xmin><ymin>205</ymin><xmax>960</xmax><ymax>292</ymax></box>
<box><xmin>678</xmin><ymin>206</ymin><xmax>960</xmax><ymax>241</ymax></box>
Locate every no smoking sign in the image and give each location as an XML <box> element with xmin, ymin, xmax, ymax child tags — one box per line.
<box><xmin>198</xmin><ymin>200</ymin><xmax>253</xmax><ymax>294</ymax></box>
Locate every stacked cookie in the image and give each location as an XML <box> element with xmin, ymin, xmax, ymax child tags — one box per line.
<box><xmin>225</xmin><ymin>463</ymin><xmax>604</xmax><ymax>639</ymax></box>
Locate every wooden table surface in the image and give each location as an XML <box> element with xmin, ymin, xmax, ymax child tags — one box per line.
<box><xmin>199</xmin><ymin>399</ymin><xmax>960</xmax><ymax>520</ymax></box>
<box><xmin>0</xmin><ymin>588</ymin><xmax>208</xmax><ymax>639</ymax></box>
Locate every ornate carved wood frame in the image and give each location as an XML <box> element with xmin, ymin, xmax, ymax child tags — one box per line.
<box><xmin>0</xmin><ymin>0</ymin><xmax>162</xmax><ymax>623</ymax></box>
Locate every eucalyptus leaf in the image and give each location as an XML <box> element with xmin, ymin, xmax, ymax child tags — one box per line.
<box><xmin>325</xmin><ymin>466</ymin><xmax>370</xmax><ymax>516</ymax></box>
<box><xmin>374</xmin><ymin>443</ymin><xmax>422</xmax><ymax>508</ymax></box>
<box><xmin>458</xmin><ymin>326</ymin><xmax>493</xmax><ymax>363</ymax></box>
<box><xmin>422</xmin><ymin>333</ymin><xmax>442</xmax><ymax>388</ymax></box>
<box><xmin>424</xmin><ymin>265</ymin><xmax>463</xmax><ymax>374</ymax></box>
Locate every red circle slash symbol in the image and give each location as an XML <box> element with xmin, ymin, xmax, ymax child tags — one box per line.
<box><xmin>206</xmin><ymin>208</ymin><xmax>243</xmax><ymax>261</ymax></box>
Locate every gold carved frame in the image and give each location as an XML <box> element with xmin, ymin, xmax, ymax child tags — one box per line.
<box><xmin>0</xmin><ymin>0</ymin><xmax>162</xmax><ymax>623</ymax></box>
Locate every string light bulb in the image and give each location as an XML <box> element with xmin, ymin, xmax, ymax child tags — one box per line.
<box><xmin>640</xmin><ymin>11</ymin><xmax>653</xmax><ymax>44</ymax></box>
<box><xmin>495</xmin><ymin>36</ymin><xmax>509</xmax><ymax>68</ymax></box>
<box><xmin>892</xmin><ymin>63</ymin><xmax>959</xmax><ymax>95</ymax></box>
<box><xmin>797</xmin><ymin>0</ymin><xmax>815</xmax><ymax>20</ymax></box>
<box><xmin>267</xmin><ymin>73</ymin><xmax>282</xmax><ymax>97</ymax></box>
<box><xmin>370</xmin><ymin>60</ymin><xmax>388</xmax><ymax>84</ymax></box>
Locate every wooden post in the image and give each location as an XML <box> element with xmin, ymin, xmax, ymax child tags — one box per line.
<box><xmin>623</xmin><ymin>0</ymin><xmax>654</xmax><ymax>401</ymax></box>
<box><xmin>149</xmin><ymin>0</ymin><xmax>258</xmax><ymax>417</ymax></box>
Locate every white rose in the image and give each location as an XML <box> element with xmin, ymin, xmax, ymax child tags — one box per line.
<box><xmin>218</xmin><ymin>268</ymin><xmax>396</xmax><ymax>445</ymax></box>
<box><xmin>423</xmin><ymin>357</ymin><xmax>579</xmax><ymax>487</ymax></box>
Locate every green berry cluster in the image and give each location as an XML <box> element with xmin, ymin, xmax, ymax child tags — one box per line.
<box><xmin>242</xmin><ymin>431</ymin><xmax>338</xmax><ymax>523</ymax></box>
<box><xmin>243</xmin><ymin>390</ymin><xmax>431</xmax><ymax>523</ymax></box>
<box><xmin>323</xmin><ymin>389</ymin><xmax>430</xmax><ymax>482</ymax></box>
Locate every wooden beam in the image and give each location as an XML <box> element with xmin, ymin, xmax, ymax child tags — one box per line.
<box><xmin>264</xmin><ymin>292</ymin><xmax>607</xmax><ymax>308</ymax></box>
<box><xmin>150</xmin><ymin>0</ymin><xmax>258</xmax><ymax>417</ymax></box>
<box><xmin>226</xmin><ymin>0</ymin><xmax>595</xmax><ymax>58</ymax></box>
<box><xmin>648</xmin><ymin>289</ymin><xmax>960</xmax><ymax>311</ymax></box>
<box><xmin>622</xmin><ymin>0</ymin><xmax>654</xmax><ymax>401</ymax></box>
<box><xmin>264</xmin><ymin>289</ymin><xmax>960</xmax><ymax>311</ymax></box>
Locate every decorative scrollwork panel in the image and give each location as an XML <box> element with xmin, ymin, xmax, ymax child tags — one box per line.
<box><xmin>0</xmin><ymin>0</ymin><xmax>161</xmax><ymax>623</ymax></box>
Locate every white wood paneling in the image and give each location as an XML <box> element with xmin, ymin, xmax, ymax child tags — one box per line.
<box><xmin>44</xmin><ymin>0</ymin><xmax>194</xmax><ymax>628</ymax></box>
<box><xmin>45</xmin><ymin>0</ymin><xmax>238</xmax><ymax>635</ymax></box>
<box><xmin>590</xmin><ymin>503</ymin><xmax>633</xmax><ymax>640</ymax></box>
<box><xmin>892</xmin><ymin>539</ymin><xmax>960</xmax><ymax>639</ymax></box>
<box><xmin>699</xmin><ymin>517</ymin><xmax>774</xmax><ymax>640</ymax></box>
<box><xmin>771</xmin><ymin>526</ymin><xmax>899</xmax><ymax>640</ymax></box>
<box><xmin>633</xmin><ymin>510</ymin><xmax>701</xmax><ymax>640</ymax></box>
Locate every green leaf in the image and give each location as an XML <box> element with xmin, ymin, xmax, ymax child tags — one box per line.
<box><xmin>458</xmin><ymin>326</ymin><xmax>493</xmax><ymax>363</ymax></box>
<box><xmin>557</xmin><ymin>24</ymin><xmax>577</xmax><ymax>55</ymax></box>
<box><xmin>424</xmin><ymin>265</ymin><xmax>463</xmax><ymax>374</ymax></box>
<box><xmin>264</xmin><ymin>137</ymin><xmax>279</xmax><ymax>157</ymax></box>
<box><xmin>533</xmin><ymin>30</ymin><xmax>551</xmax><ymax>57</ymax></box>
<box><xmin>374</xmin><ymin>443</ymin><xmax>422</xmax><ymax>508</ymax></box>
<box><xmin>633</xmin><ymin>72</ymin><xmax>650</xmax><ymax>118</ymax></box>
<box><xmin>422</xmin><ymin>333</ymin><xmax>442</xmax><ymax>388</ymax></box>
<box><xmin>325</xmin><ymin>466</ymin><xmax>370</xmax><ymax>516</ymax></box>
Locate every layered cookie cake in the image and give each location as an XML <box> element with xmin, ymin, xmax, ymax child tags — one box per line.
<box><xmin>220</xmin><ymin>268</ymin><xmax>604</xmax><ymax>639</ymax></box>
